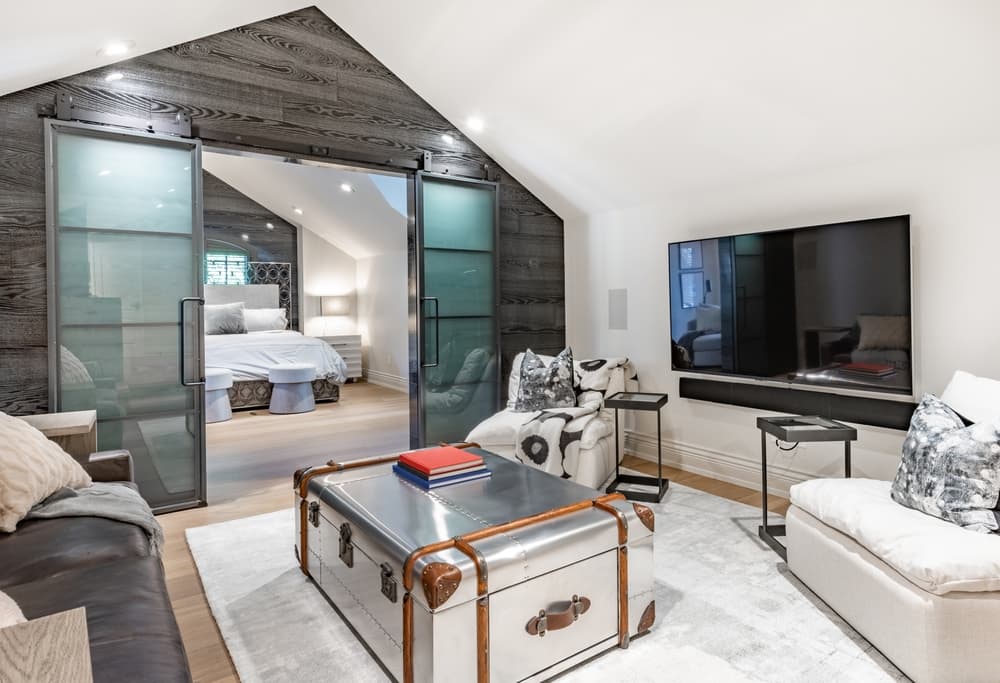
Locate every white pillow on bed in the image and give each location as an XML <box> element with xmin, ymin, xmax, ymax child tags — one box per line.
<box><xmin>244</xmin><ymin>308</ymin><xmax>288</xmax><ymax>332</ymax></box>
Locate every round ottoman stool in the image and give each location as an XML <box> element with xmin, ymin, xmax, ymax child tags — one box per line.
<box><xmin>205</xmin><ymin>368</ymin><xmax>234</xmax><ymax>423</ymax></box>
<box><xmin>267</xmin><ymin>363</ymin><xmax>317</xmax><ymax>414</ymax></box>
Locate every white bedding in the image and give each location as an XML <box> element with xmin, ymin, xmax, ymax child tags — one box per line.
<box><xmin>205</xmin><ymin>331</ymin><xmax>348</xmax><ymax>383</ymax></box>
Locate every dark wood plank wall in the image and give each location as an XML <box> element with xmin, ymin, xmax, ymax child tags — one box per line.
<box><xmin>0</xmin><ymin>6</ymin><xmax>564</xmax><ymax>414</ymax></box>
<box><xmin>202</xmin><ymin>170</ymin><xmax>300</xmax><ymax>330</ymax></box>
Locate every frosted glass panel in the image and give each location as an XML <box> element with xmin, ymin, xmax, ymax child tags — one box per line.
<box><xmin>98</xmin><ymin>416</ymin><xmax>197</xmax><ymax>503</ymax></box>
<box><xmin>418</xmin><ymin>176</ymin><xmax>499</xmax><ymax>445</ymax></box>
<box><xmin>49</xmin><ymin>122</ymin><xmax>203</xmax><ymax>510</ymax></box>
<box><xmin>56</xmin><ymin>133</ymin><xmax>193</xmax><ymax>232</ymax></box>
<box><xmin>59</xmin><ymin>326</ymin><xmax>193</xmax><ymax>418</ymax></box>
<box><xmin>58</xmin><ymin>230</ymin><xmax>193</xmax><ymax>324</ymax></box>
<box><xmin>423</xmin><ymin>249</ymin><xmax>494</xmax><ymax>317</ymax></box>
<box><xmin>421</xmin><ymin>179</ymin><xmax>494</xmax><ymax>251</ymax></box>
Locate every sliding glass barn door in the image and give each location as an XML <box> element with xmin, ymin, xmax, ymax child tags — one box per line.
<box><xmin>412</xmin><ymin>172</ymin><xmax>500</xmax><ymax>447</ymax></box>
<box><xmin>46</xmin><ymin>120</ymin><xmax>206</xmax><ymax>512</ymax></box>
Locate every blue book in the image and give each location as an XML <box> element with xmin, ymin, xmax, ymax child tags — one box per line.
<box><xmin>393</xmin><ymin>464</ymin><xmax>491</xmax><ymax>489</ymax></box>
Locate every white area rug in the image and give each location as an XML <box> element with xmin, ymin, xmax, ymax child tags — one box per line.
<box><xmin>186</xmin><ymin>483</ymin><xmax>908</xmax><ymax>682</ymax></box>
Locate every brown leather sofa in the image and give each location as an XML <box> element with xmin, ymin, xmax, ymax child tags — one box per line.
<box><xmin>0</xmin><ymin>451</ymin><xmax>192</xmax><ymax>682</ymax></box>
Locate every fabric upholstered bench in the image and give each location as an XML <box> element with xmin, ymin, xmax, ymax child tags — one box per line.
<box><xmin>267</xmin><ymin>364</ymin><xmax>317</xmax><ymax>414</ymax></box>
<box><xmin>787</xmin><ymin>478</ymin><xmax>1000</xmax><ymax>683</ymax></box>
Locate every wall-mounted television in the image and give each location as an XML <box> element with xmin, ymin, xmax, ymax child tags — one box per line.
<box><xmin>669</xmin><ymin>215</ymin><xmax>912</xmax><ymax>394</ymax></box>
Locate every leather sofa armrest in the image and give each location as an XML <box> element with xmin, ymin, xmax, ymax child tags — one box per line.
<box><xmin>84</xmin><ymin>449</ymin><xmax>134</xmax><ymax>483</ymax></box>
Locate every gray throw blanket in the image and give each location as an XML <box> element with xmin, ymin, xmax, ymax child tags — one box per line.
<box><xmin>26</xmin><ymin>483</ymin><xmax>164</xmax><ymax>556</ymax></box>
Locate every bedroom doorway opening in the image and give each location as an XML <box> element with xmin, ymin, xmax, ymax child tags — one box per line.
<box><xmin>198</xmin><ymin>148</ymin><xmax>411</xmax><ymax>504</ymax></box>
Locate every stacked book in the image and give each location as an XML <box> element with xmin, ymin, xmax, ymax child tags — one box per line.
<box><xmin>838</xmin><ymin>362</ymin><xmax>897</xmax><ymax>379</ymax></box>
<box><xmin>392</xmin><ymin>446</ymin><xmax>491</xmax><ymax>490</ymax></box>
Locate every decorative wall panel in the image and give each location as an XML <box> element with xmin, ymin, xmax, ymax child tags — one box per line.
<box><xmin>0</xmin><ymin>7</ymin><xmax>564</xmax><ymax>412</ymax></box>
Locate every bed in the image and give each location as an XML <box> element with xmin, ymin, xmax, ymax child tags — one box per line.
<box><xmin>204</xmin><ymin>284</ymin><xmax>348</xmax><ymax>410</ymax></box>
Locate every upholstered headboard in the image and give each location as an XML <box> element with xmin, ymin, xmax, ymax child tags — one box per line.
<box><xmin>204</xmin><ymin>284</ymin><xmax>279</xmax><ymax>310</ymax></box>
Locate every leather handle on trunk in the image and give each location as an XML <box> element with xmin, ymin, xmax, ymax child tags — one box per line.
<box><xmin>525</xmin><ymin>595</ymin><xmax>591</xmax><ymax>637</ymax></box>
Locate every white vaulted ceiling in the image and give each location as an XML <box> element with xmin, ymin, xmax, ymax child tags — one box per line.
<box><xmin>202</xmin><ymin>151</ymin><xmax>407</xmax><ymax>259</ymax></box>
<box><xmin>3</xmin><ymin>1</ymin><xmax>1000</xmax><ymax>219</ymax></box>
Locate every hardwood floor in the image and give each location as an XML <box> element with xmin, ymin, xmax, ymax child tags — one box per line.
<box><xmin>160</xmin><ymin>381</ymin><xmax>410</xmax><ymax>683</ymax></box>
<box><xmin>621</xmin><ymin>455</ymin><xmax>792</xmax><ymax>516</ymax></box>
<box><xmin>159</xmin><ymin>383</ymin><xmax>788</xmax><ymax>682</ymax></box>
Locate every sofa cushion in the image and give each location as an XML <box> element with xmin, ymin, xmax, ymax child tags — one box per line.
<box><xmin>6</xmin><ymin>556</ymin><xmax>190</xmax><ymax>683</ymax></box>
<box><xmin>791</xmin><ymin>478</ymin><xmax>1000</xmax><ymax>595</ymax></box>
<box><xmin>0</xmin><ymin>516</ymin><xmax>150</xmax><ymax>589</ymax></box>
<box><xmin>0</xmin><ymin>412</ymin><xmax>92</xmax><ymax>532</ymax></box>
<box><xmin>467</xmin><ymin>408</ymin><xmax>613</xmax><ymax>451</ymax></box>
<box><xmin>891</xmin><ymin>394</ymin><xmax>1000</xmax><ymax>533</ymax></box>
<box><xmin>942</xmin><ymin>370</ymin><xmax>1000</xmax><ymax>424</ymax></box>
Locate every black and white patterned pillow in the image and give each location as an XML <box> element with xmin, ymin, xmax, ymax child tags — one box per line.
<box><xmin>891</xmin><ymin>394</ymin><xmax>1000</xmax><ymax>533</ymax></box>
<box><xmin>513</xmin><ymin>348</ymin><xmax>576</xmax><ymax>413</ymax></box>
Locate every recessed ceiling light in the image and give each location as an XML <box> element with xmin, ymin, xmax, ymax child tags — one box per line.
<box><xmin>340</xmin><ymin>183</ymin><xmax>354</xmax><ymax>193</ymax></box>
<box><xmin>183</xmin><ymin>166</ymin><xmax>190</xmax><ymax>171</ymax></box>
<box><xmin>98</xmin><ymin>40</ymin><xmax>134</xmax><ymax>57</ymax></box>
<box><xmin>266</xmin><ymin>222</ymin><xmax>274</xmax><ymax>230</ymax></box>
<box><xmin>293</xmin><ymin>207</ymin><xmax>304</xmax><ymax>215</ymax></box>
<box><xmin>466</xmin><ymin>116</ymin><xmax>485</xmax><ymax>133</ymax></box>
<box><xmin>241</xmin><ymin>234</ymin><xmax>249</xmax><ymax>241</ymax></box>
<box><xmin>167</xmin><ymin>187</ymin><xmax>175</xmax><ymax>193</ymax></box>
<box><xmin>441</xmin><ymin>134</ymin><xmax>455</xmax><ymax>145</ymax></box>
<box><xmin>155</xmin><ymin>203</ymin><xmax>164</xmax><ymax>209</ymax></box>
<box><xmin>104</xmin><ymin>71</ymin><xmax>124</xmax><ymax>83</ymax></box>
<box><xmin>98</xmin><ymin>169</ymin><xmax>111</xmax><ymax>177</ymax></box>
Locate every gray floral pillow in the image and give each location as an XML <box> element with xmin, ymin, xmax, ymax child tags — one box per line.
<box><xmin>513</xmin><ymin>348</ymin><xmax>576</xmax><ymax>412</ymax></box>
<box><xmin>891</xmin><ymin>394</ymin><xmax>1000</xmax><ymax>533</ymax></box>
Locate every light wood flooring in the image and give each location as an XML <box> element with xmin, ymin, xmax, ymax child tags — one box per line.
<box><xmin>159</xmin><ymin>382</ymin><xmax>788</xmax><ymax>683</ymax></box>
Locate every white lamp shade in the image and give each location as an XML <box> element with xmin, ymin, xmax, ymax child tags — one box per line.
<box><xmin>321</xmin><ymin>295</ymin><xmax>352</xmax><ymax>317</ymax></box>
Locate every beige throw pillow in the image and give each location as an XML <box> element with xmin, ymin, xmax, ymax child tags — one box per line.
<box><xmin>857</xmin><ymin>314</ymin><xmax>910</xmax><ymax>350</ymax></box>
<box><xmin>0</xmin><ymin>590</ymin><xmax>27</xmax><ymax>628</ymax></box>
<box><xmin>0</xmin><ymin>412</ymin><xmax>92</xmax><ymax>533</ymax></box>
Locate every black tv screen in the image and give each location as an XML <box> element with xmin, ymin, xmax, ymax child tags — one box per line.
<box><xmin>669</xmin><ymin>215</ymin><xmax>912</xmax><ymax>394</ymax></box>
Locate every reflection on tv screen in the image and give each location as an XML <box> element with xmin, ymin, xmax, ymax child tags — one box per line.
<box><xmin>668</xmin><ymin>216</ymin><xmax>911</xmax><ymax>394</ymax></box>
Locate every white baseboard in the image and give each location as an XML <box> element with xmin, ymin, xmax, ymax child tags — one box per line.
<box><xmin>624</xmin><ymin>430</ymin><xmax>814</xmax><ymax>498</ymax></box>
<box><xmin>363</xmin><ymin>369</ymin><xmax>408</xmax><ymax>393</ymax></box>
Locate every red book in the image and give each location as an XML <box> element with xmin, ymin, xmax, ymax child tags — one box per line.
<box><xmin>398</xmin><ymin>446</ymin><xmax>484</xmax><ymax>476</ymax></box>
<box><xmin>839</xmin><ymin>362</ymin><xmax>896</xmax><ymax>376</ymax></box>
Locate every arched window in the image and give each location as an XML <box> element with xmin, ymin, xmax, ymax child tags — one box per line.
<box><xmin>205</xmin><ymin>240</ymin><xmax>249</xmax><ymax>285</ymax></box>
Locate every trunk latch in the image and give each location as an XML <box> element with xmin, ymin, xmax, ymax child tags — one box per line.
<box><xmin>338</xmin><ymin>522</ymin><xmax>354</xmax><ymax>568</ymax></box>
<box><xmin>308</xmin><ymin>501</ymin><xmax>320</xmax><ymax>527</ymax></box>
<box><xmin>380</xmin><ymin>563</ymin><xmax>398</xmax><ymax>603</ymax></box>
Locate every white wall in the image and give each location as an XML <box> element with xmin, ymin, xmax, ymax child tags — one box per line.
<box><xmin>356</xmin><ymin>250</ymin><xmax>409</xmax><ymax>391</ymax></box>
<box><xmin>301</xmin><ymin>227</ymin><xmax>357</xmax><ymax>336</ymax></box>
<box><xmin>565</xmin><ymin>141</ymin><xmax>1000</xmax><ymax>495</ymax></box>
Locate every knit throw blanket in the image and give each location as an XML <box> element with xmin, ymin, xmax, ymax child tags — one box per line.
<box><xmin>26</xmin><ymin>482</ymin><xmax>164</xmax><ymax>556</ymax></box>
<box><xmin>515</xmin><ymin>357</ymin><xmax>633</xmax><ymax>479</ymax></box>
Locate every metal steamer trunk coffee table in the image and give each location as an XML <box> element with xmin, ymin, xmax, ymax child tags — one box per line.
<box><xmin>756</xmin><ymin>415</ymin><xmax>858</xmax><ymax>560</ymax></box>
<box><xmin>604</xmin><ymin>392</ymin><xmax>670</xmax><ymax>503</ymax></box>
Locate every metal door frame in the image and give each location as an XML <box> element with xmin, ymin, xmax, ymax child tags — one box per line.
<box><xmin>411</xmin><ymin>171</ymin><xmax>501</xmax><ymax>448</ymax></box>
<box><xmin>45</xmin><ymin>118</ymin><xmax>207</xmax><ymax>511</ymax></box>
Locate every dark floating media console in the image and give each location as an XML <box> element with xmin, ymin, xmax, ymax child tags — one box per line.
<box><xmin>679</xmin><ymin>377</ymin><xmax>917</xmax><ymax>431</ymax></box>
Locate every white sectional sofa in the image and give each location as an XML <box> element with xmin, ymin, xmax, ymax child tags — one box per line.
<box><xmin>786</xmin><ymin>370</ymin><xmax>1000</xmax><ymax>683</ymax></box>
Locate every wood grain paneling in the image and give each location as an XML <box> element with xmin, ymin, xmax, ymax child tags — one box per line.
<box><xmin>203</xmin><ymin>170</ymin><xmax>300</xmax><ymax>330</ymax></box>
<box><xmin>0</xmin><ymin>6</ymin><xmax>563</xmax><ymax>413</ymax></box>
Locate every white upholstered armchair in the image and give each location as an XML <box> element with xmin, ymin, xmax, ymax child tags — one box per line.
<box><xmin>466</xmin><ymin>352</ymin><xmax>638</xmax><ymax>488</ymax></box>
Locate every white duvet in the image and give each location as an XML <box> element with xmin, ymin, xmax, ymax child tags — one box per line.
<box><xmin>205</xmin><ymin>331</ymin><xmax>348</xmax><ymax>383</ymax></box>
